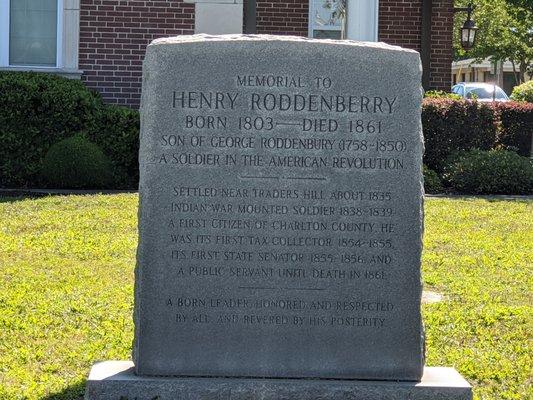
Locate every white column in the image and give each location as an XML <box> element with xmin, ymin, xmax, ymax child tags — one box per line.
<box><xmin>0</xmin><ymin>0</ymin><xmax>9</xmax><ymax>67</ymax></box>
<box><xmin>63</xmin><ymin>0</ymin><xmax>80</xmax><ymax>71</ymax></box>
<box><xmin>185</xmin><ymin>0</ymin><xmax>243</xmax><ymax>35</ymax></box>
<box><xmin>346</xmin><ymin>0</ymin><xmax>379</xmax><ymax>42</ymax></box>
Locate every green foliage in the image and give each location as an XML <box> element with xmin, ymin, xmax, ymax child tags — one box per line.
<box><xmin>0</xmin><ymin>72</ymin><xmax>103</xmax><ymax>187</ymax></box>
<box><xmin>443</xmin><ymin>149</ymin><xmax>533</xmax><ymax>194</ymax></box>
<box><xmin>87</xmin><ymin>105</ymin><xmax>140</xmax><ymax>188</ymax></box>
<box><xmin>423</xmin><ymin>166</ymin><xmax>444</xmax><ymax>194</ymax></box>
<box><xmin>422</xmin><ymin>99</ymin><xmax>533</xmax><ymax>165</ymax></box>
<box><xmin>424</xmin><ymin>90</ymin><xmax>463</xmax><ymax>100</ymax></box>
<box><xmin>0</xmin><ymin>72</ymin><xmax>141</xmax><ymax>189</ymax></box>
<box><xmin>453</xmin><ymin>0</ymin><xmax>533</xmax><ymax>84</ymax></box>
<box><xmin>41</xmin><ymin>134</ymin><xmax>114</xmax><ymax>189</ymax></box>
<box><xmin>495</xmin><ymin>101</ymin><xmax>533</xmax><ymax>156</ymax></box>
<box><xmin>422</xmin><ymin>98</ymin><xmax>497</xmax><ymax>172</ymax></box>
<box><xmin>510</xmin><ymin>80</ymin><xmax>533</xmax><ymax>102</ymax></box>
<box><xmin>0</xmin><ymin>195</ymin><xmax>531</xmax><ymax>399</ymax></box>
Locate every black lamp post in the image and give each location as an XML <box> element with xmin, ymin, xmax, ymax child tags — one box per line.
<box><xmin>454</xmin><ymin>3</ymin><xmax>478</xmax><ymax>51</ymax></box>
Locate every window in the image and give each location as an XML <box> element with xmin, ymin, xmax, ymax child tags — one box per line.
<box><xmin>308</xmin><ymin>0</ymin><xmax>345</xmax><ymax>39</ymax></box>
<box><xmin>452</xmin><ymin>85</ymin><xmax>464</xmax><ymax>96</ymax></box>
<box><xmin>465</xmin><ymin>86</ymin><xmax>509</xmax><ymax>101</ymax></box>
<box><xmin>0</xmin><ymin>0</ymin><xmax>63</xmax><ymax>68</ymax></box>
<box><xmin>308</xmin><ymin>0</ymin><xmax>379</xmax><ymax>41</ymax></box>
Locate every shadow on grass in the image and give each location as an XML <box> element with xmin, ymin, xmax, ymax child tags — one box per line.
<box><xmin>0</xmin><ymin>189</ymin><xmax>137</xmax><ymax>204</ymax></box>
<box><xmin>41</xmin><ymin>380</ymin><xmax>86</xmax><ymax>400</ymax></box>
<box><xmin>0</xmin><ymin>195</ymin><xmax>44</xmax><ymax>204</ymax></box>
<box><xmin>426</xmin><ymin>194</ymin><xmax>533</xmax><ymax>202</ymax></box>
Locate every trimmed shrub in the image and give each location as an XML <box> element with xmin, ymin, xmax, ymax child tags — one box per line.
<box><xmin>41</xmin><ymin>134</ymin><xmax>113</xmax><ymax>189</ymax></box>
<box><xmin>494</xmin><ymin>101</ymin><xmax>533</xmax><ymax>157</ymax></box>
<box><xmin>87</xmin><ymin>105</ymin><xmax>140</xmax><ymax>188</ymax></box>
<box><xmin>0</xmin><ymin>71</ymin><xmax>103</xmax><ymax>187</ymax></box>
<box><xmin>423</xmin><ymin>166</ymin><xmax>444</xmax><ymax>194</ymax></box>
<box><xmin>442</xmin><ymin>149</ymin><xmax>533</xmax><ymax>195</ymax></box>
<box><xmin>422</xmin><ymin>98</ymin><xmax>497</xmax><ymax>172</ymax></box>
<box><xmin>424</xmin><ymin>90</ymin><xmax>462</xmax><ymax>100</ymax></box>
<box><xmin>510</xmin><ymin>80</ymin><xmax>533</xmax><ymax>103</ymax></box>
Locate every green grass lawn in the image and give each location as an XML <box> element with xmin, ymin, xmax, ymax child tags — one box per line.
<box><xmin>0</xmin><ymin>194</ymin><xmax>531</xmax><ymax>400</ymax></box>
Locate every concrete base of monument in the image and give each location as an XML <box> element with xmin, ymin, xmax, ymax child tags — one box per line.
<box><xmin>85</xmin><ymin>361</ymin><xmax>472</xmax><ymax>400</ymax></box>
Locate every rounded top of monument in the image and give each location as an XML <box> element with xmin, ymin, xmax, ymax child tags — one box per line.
<box><xmin>149</xmin><ymin>34</ymin><xmax>419</xmax><ymax>54</ymax></box>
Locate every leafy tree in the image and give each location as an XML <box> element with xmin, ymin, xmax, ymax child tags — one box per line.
<box><xmin>454</xmin><ymin>0</ymin><xmax>533</xmax><ymax>83</ymax></box>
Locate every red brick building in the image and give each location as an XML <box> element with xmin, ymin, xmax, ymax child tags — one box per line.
<box><xmin>0</xmin><ymin>0</ymin><xmax>453</xmax><ymax>109</ymax></box>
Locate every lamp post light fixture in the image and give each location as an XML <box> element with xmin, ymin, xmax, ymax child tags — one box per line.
<box><xmin>454</xmin><ymin>3</ymin><xmax>478</xmax><ymax>51</ymax></box>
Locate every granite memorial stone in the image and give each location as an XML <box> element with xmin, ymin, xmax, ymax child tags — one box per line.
<box><xmin>134</xmin><ymin>35</ymin><xmax>424</xmax><ymax>380</ymax></box>
<box><xmin>86</xmin><ymin>34</ymin><xmax>472</xmax><ymax>400</ymax></box>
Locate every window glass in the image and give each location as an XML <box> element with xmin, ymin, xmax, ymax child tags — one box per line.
<box><xmin>310</xmin><ymin>0</ymin><xmax>345</xmax><ymax>39</ymax></box>
<box><xmin>465</xmin><ymin>86</ymin><xmax>508</xmax><ymax>100</ymax></box>
<box><xmin>10</xmin><ymin>0</ymin><xmax>58</xmax><ymax>66</ymax></box>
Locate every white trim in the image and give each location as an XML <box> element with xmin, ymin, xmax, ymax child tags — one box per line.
<box><xmin>373</xmin><ymin>0</ymin><xmax>379</xmax><ymax>41</ymax></box>
<box><xmin>0</xmin><ymin>0</ymin><xmax>9</xmax><ymax>66</ymax></box>
<box><xmin>312</xmin><ymin>26</ymin><xmax>341</xmax><ymax>31</ymax></box>
<box><xmin>346</xmin><ymin>0</ymin><xmax>379</xmax><ymax>42</ymax></box>
<box><xmin>184</xmin><ymin>0</ymin><xmax>243</xmax><ymax>3</ymax></box>
<box><xmin>0</xmin><ymin>0</ymin><xmax>64</xmax><ymax>68</ymax></box>
<box><xmin>452</xmin><ymin>58</ymin><xmax>526</xmax><ymax>70</ymax></box>
<box><xmin>0</xmin><ymin>66</ymin><xmax>82</xmax><ymax>79</ymax></box>
<box><xmin>307</xmin><ymin>0</ymin><xmax>312</xmax><ymax>38</ymax></box>
<box><xmin>307</xmin><ymin>6</ymin><xmax>312</xmax><ymax>38</ymax></box>
<box><xmin>56</xmin><ymin>0</ymin><xmax>64</xmax><ymax>68</ymax></box>
<box><xmin>62</xmin><ymin>0</ymin><xmax>80</xmax><ymax>71</ymax></box>
<box><xmin>194</xmin><ymin>3</ymin><xmax>243</xmax><ymax>34</ymax></box>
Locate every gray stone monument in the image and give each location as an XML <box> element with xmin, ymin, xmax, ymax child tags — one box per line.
<box><xmin>86</xmin><ymin>34</ymin><xmax>472</xmax><ymax>400</ymax></box>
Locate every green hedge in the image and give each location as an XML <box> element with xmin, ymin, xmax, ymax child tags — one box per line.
<box><xmin>0</xmin><ymin>72</ymin><xmax>102</xmax><ymax>187</ymax></box>
<box><xmin>510</xmin><ymin>80</ymin><xmax>533</xmax><ymax>103</ymax></box>
<box><xmin>0</xmin><ymin>72</ymin><xmax>140</xmax><ymax>189</ymax></box>
<box><xmin>1</xmin><ymin>72</ymin><xmax>532</xmax><ymax>194</ymax></box>
<box><xmin>443</xmin><ymin>150</ymin><xmax>533</xmax><ymax>195</ymax></box>
<box><xmin>494</xmin><ymin>102</ymin><xmax>533</xmax><ymax>157</ymax></box>
<box><xmin>422</xmin><ymin>98</ymin><xmax>497</xmax><ymax>172</ymax></box>
<box><xmin>424</xmin><ymin>90</ymin><xmax>462</xmax><ymax>100</ymax></box>
<box><xmin>423</xmin><ymin>166</ymin><xmax>444</xmax><ymax>194</ymax></box>
<box><xmin>41</xmin><ymin>134</ymin><xmax>113</xmax><ymax>189</ymax></box>
<box><xmin>87</xmin><ymin>105</ymin><xmax>140</xmax><ymax>188</ymax></box>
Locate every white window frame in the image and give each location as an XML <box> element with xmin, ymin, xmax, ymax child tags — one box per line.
<box><xmin>0</xmin><ymin>0</ymin><xmax>64</xmax><ymax>69</ymax></box>
<box><xmin>308</xmin><ymin>0</ymin><xmax>379</xmax><ymax>42</ymax></box>
<box><xmin>308</xmin><ymin>0</ymin><xmax>345</xmax><ymax>39</ymax></box>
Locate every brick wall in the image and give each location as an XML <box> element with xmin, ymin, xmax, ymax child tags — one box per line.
<box><xmin>253</xmin><ymin>0</ymin><xmax>308</xmax><ymax>36</ymax></box>
<box><xmin>378</xmin><ymin>0</ymin><xmax>453</xmax><ymax>91</ymax></box>
<box><xmin>378</xmin><ymin>1</ymin><xmax>422</xmax><ymax>51</ymax></box>
<box><xmin>79</xmin><ymin>0</ymin><xmax>194</xmax><ymax>108</ymax></box>
<box><xmin>428</xmin><ymin>0</ymin><xmax>453</xmax><ymax>90</ymax></box>
<box><xmin>80</xmin><ymin>0</ymin><xmax>452</xmax><ymax>107</ymax></box>
<box><xmin>252</xmin><ymin>0</ymin><xmax>453</xmax><ymax>91</ymax></box>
